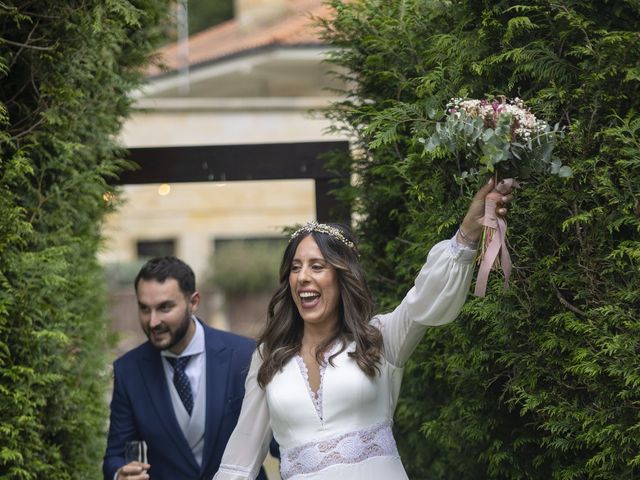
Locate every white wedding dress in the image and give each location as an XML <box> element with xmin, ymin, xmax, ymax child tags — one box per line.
<box><xmin>213</xmin><ymin>238</ymin><xmax>476</xmax><ymax>480</ymax></box>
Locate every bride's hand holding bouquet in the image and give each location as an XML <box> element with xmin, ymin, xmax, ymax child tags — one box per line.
<box><xmin>423</xmin><ymin>96</ymin><xmax>571</xmax><ymax>296</ymax></box>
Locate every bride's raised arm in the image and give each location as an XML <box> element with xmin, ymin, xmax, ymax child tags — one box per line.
<box><xmin>376</xmin><ymin>178</ymin><xmax>514</xmax><ymax>367</ymax></box>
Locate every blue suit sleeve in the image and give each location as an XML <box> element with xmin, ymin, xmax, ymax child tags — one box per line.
<box><xmin>102</xmin><ymin>361</ymin><xmax>140</xmax><ymax>480</ymax></box>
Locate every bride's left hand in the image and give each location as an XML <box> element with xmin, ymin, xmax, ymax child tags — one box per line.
<box><xmin>457</xmin><ymin>177</ymin><xmax>516</xmax><ymax>245</ymax></box>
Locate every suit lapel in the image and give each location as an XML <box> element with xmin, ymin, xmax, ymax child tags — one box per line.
<box><xmin>140</xmin><ymin>345</ymin><xmax>199</xmax><ymax>470</ymax></box>
<box><xmin>201</xmin><ymin>325</ymin><xmax>231</xmax><ymax>474</ymax></box>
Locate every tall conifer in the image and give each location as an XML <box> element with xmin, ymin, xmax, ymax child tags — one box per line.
<box><xmin>321</xmin><ymin>1</ymin><xmax>640</xmax><ymax>477</ymax></box>
<box><xmin>0</xmin><ymin>2</ymin><xmax>169</xmax><ymax>477</ymax></box>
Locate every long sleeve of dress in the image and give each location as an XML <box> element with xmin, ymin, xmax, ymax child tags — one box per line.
<box><xmin>213</xmin><ymin>350</ymin><xmax>272</xmax><ymax>480</ymax></box>
<box><xmin>376</xmin><ymin>237</ymin><xmax>476</xmax><ymax>368</ymax></box>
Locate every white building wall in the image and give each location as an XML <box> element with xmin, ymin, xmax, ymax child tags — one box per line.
<box><xmin>120</xmin><ymin>105</ymin><xmax>334</xmax><ymax>147</ymax></box>
<box><xmin>101</xmin><ymin>179</ymin><xmax>316</xmax><ymax>281</ymax></box>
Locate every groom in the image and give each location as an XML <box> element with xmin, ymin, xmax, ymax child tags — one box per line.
<box><xmin>103</xmin><ymin>256</ymin><xmax>269</xmax><ymax>480</ymax></box>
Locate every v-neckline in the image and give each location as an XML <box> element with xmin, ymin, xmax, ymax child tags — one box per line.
<box><xmin>295</xmin><ymin>351</ymin><xmax>330</xmax><ymax>422</ymax></box>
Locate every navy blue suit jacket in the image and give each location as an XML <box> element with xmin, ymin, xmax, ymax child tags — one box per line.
<box><xmin>103</xmin><ymin>322</ymin><xmax>268</xmax><ymax>480</ymax></box>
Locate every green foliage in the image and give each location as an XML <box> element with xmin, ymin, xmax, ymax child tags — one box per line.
<box><xmin>103</xmin><ymin>260</ymin><xmax>147</xmax><ymax>290</ymax></box>
<box><xmin>206</xmin><ymin>239</ymin><xmax>286</xmax><ymax>295</ymax></box>
<box><xmin>0</xmin><ymin>1</ymin><xmax>170</xmax><ymax>478</ymax></box>
<box><xmin>321</xmin><ymin>0</ymin><xmax>640</xmax><ymax>478</ymax></box>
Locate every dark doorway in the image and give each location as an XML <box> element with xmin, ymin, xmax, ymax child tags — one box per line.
<box><xmin>114</xmin><ymin>141</ymin><xmax>350</xmax><ymax>223</ymax></box>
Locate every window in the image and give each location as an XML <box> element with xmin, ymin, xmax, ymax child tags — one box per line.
<box><xmin>136</xmin><ymin>239</ymin><xmax>176</xmax><ymax>259</ymax></box>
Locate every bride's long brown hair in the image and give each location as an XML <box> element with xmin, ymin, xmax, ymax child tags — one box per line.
<box><xmin>256</xmin><ymin>224</ymin><xmax>383</xmax><ymax>388</ymax></box>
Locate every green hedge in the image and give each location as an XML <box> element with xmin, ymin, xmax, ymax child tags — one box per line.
<box><xmin>0</xmin><ymin>2</ymin><xmax>169</xmax><ymax>478</ymax></box>
<box><xmin>321</xmin><ymin>1</ymin><xmax>640</xmax><ymax>478</ymax></box>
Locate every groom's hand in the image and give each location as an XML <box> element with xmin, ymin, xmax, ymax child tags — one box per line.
<box><xmin>117</xmin><ymin>461</ymin><xmax>150</xmax><ymax>479</ymax></box>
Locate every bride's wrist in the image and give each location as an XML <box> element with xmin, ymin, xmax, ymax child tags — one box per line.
<box><xmin>457</xmin><ymin>225</ymin><xmax>480</xmax><ymax>247</ymax></box>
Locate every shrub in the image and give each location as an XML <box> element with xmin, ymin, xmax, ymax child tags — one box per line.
<box><xmin>206</xmin><ymin>239</ymin><xmax>287</xmax><ymax>295</ymax></box>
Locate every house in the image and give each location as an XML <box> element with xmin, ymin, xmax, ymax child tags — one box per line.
<box><xmin>101</xmin><ymin>0</ymin><xmax>349</xmax><ymax>347</ymax></box>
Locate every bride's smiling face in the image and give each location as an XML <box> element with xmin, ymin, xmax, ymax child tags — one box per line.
<box><xmin>288</xmin><ymin>235</ymin><xmax>341</xmax><ymax>330</ymax></box>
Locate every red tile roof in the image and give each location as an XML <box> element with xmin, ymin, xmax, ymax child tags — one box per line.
<box><xmin>149</xmin><ymin>0</ymin><xmax>333</xmax><ymax>77</ymax></box>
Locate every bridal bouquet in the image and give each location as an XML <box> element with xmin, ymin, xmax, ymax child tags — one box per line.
<box><xmin>423</xmin><ymin>96</ymin><xmax>571</xmax><ymax>296</ymax></box>
<box><xmin>424</xmin><ymin>96</ymin><xmax>570</xmax><ymax>182</ymax></box>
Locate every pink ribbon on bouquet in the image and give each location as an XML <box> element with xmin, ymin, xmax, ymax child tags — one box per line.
<box><xmin>474</xmin><ymin>178</ymin><xmax>519</xmax><ymax>298</ymax></box>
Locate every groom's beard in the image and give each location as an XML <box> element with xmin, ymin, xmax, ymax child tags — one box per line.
<box><xmin>146</xmin><ymin>307</ymin><xmax>191</xmax><ymax>351</ymax></box>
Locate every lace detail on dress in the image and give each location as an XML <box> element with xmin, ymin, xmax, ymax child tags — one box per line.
<box><xmin>279</xmin><ymin>421</ymin><xmax>400</xmax><ymax>480</ymax></box>
<box><xmin>294</xmin><ymin>353</ymin><xmax>328</xmax><ymax>421</ymax></box>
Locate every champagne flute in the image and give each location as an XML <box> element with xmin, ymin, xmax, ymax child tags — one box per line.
<box><xmin>124</xmin><ymin>440</ymin><xmax>147</xmax><ymax>463</ymax></box>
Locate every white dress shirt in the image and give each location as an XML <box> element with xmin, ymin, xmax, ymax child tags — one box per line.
<box><xmin>161</xmin><ymin>315</ymin><xmax>205</xmax><ymax>398</ymax></box>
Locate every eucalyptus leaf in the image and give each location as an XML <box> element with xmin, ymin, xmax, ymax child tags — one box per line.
<box><xmin>558</xmin><ymin>165</ymin><xmax>573</xmax><ymax>177</ymax></box>
<box><xmin>425</xmin><ymin>136</ymin><xmax>439</xmax><ymax>152</ymax></box>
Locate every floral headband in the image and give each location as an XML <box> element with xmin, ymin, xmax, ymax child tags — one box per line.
<box><xmin>290</xmin><ymin>221</ymin><xmax>356</xmax><ymax>250</ymax></box>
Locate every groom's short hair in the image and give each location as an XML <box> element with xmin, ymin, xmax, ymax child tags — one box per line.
<box><xmin>134</xmin><ymin>256</ymin><xmax>196</xmax><ymax>296</ymax></box>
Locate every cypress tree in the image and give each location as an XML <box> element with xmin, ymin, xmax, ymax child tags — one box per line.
<box><xmin>321</xmin><ymin>1</ymin><xmax>640</xmax><ymax>478</ymax></box>
<box><xmin>0</xmin><ymin>1</ymin><xmax>169</xmax><ymax>478</ymax></box>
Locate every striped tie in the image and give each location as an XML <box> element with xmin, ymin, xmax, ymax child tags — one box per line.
<box><xmin>167</xmin><ymin>356</ymin><xmax>194</xmax><ymax>415</ymax></box>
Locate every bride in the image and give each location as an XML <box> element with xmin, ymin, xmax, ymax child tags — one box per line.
<box><xmin>213</xmin><ymin>178</ymin><xmax>513</xmax><ymax>479</ymax></box>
